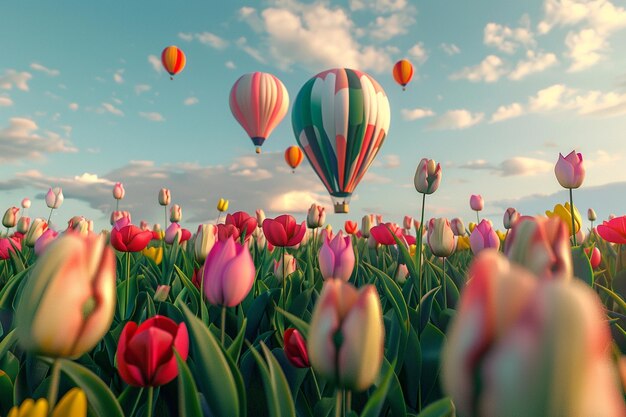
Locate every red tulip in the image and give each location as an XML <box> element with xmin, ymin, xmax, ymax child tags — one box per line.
<box><xmin>284</xmin><ymin>328</ymin><xmax>310</xmax><ymax>368</ymax></box>
<box><xmin>585</xmin><ymin>247</ymin><xmax>602</xmax><ymax>269</ymax></box>
<box><xmin>110</xmin><ymin>218</ymin><xmax>152</xmax><ymax>252</ymax></box>
<box><xmin>262</xmin><ymin>215</ymin><xmax>306</xmax><ymax>247</ymax></box>
<box><xmin>116</xmin><ymin>315</ymin><xmax>189</xmax><ymax>387</ymax></box>
<box><xmin>217</xmin><ymin>223</ymin><xmax>240</xmax><ymax>242</ymax></box>
<box><xmin>344</xmin><ymin>220</ymin><xmax>358</xmax><ymax>235</ymax></box>
<box><xmin>225</xmin><ymin>211</ymin><xmax>257</xmax><ymax>241</ymax></box>
<box><xmin>597</xmin><ymin>216</ymin><xmax>626</xmax><ymax>244</ymax></box>
<box><xmin>370</xmin><ymin>222</ymin><xmax>403</xmax><ymax>246</ymax></box>
<box><xmin>0</xmin><ymin>237</ymin><xmax>21</xmax><ymax>260</ymax></box>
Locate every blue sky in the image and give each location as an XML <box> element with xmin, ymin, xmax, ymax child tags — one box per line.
<box><xmin>1</xmin><ymin>0</ymin><xmax>626</xmax><ymax>232</ymax></box>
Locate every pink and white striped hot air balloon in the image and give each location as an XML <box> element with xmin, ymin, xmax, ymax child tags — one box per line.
<box><xmin>229</xmin><ymin>72</ymin><xmax>289</xmax><ymax>154</ymax></box>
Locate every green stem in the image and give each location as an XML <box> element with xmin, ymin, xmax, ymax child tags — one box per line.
<box><xmin>310</xmin><ymin>368</ymin><xmax>322</xmax><ymax>400</ymax></box>
<box><xmin>442</xmin><ymin>257</ymin><xmax>447</xmax><ymax>309</ymax></box>
<box><xmin>570</xmin><ymin>188</ymin><xmax>577</xmax><ymax>246</ymax></box>
<box><xmin>164</xmin><ymin>206</ymin><xmax>168</xmax><ymax>235</ymax></box>
<box><xmin>116</xmin><ymin>199</ymin><xmax>119</xmax><ymax>212</ymax></box>
<box><xmin>216</xmin><ymin>212</ymin><xmax>221</xmax><ymax>224</ymax></box>
<box><xmin>146</xmin><ymin>386</ymin><xmax>154</xmax><ymax>417</ymax></box>
<box><xmin>47</xmin><ymin>207</ymin><xmax>54</xmax><ymax>225</ymax></box>
<box><xmin>221</xmin><ymin>305</ymin><xmax>227</xmax><ymax>346</ymax></box>
<box><xmin>46</xmin><ymin>359</ymin><xmax>62</xmax><ymax>411</ymax></box>
<box><xmin>342</xmin><ymin>389</ymin><xmax>347</xmax><ymax>417</ymax></box>
<box><xmin>476</xmin><ymin>210</ymin><xmax>480</xmax><ymax>224</ymax></box>
<box><xmin>125</xmin><ymin>252</ymin><xmax>131</xmax><ymax>318</ymax></box>
<box><xmin>129</xmin><ymin>388</ymin><xmax>144</xmax><ymax>417</ymax></box>
<box><xmin>346</xmin><ymin>390</ymin><xmax>352</xmax><ymax>413</ymax></box>
<box><xmin>282</xmin><ymin>246</ymin><xmax>286</xmax><ymax>311</ymax></box>
<box><xmin>335</xmin><ymin>389</ymin><xmax>342</xmax><ymax>417</ymax></box>
<box><xmin>416</xmin><ymin>192</ymin><xmax>426</xmax><ymax>304</ymax></box>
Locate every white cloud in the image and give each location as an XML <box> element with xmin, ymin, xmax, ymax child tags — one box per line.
<box><xmin>401</xmin><ymin>107</ymin><xmax>435</xmax><ymax>120</ymax></box>
<box><xmin>565</xmin><ymin>28</ymin><xmax>606</xmax><ymax>71</ymax></box>
<box><xmin>195</xmin><ymin>32</ymin><xmax>228</xmax><ymax>49</ymax></box>
<box><xmin>490</xmin><ymin>102</ymin><xmax>524</xmax><ymax>123</ymax></box>
<box><xmin>349</xmin><ymin>0</ymin><xmax>408</xmax><ymax>12</ymax></box>
<box><xmin>225</xmin><ymin>60</ymin><xmax>236</xmax><ymax>69</ymax></box>
<box><xmin>184</xmin><ymin>97</ymin><xmax>199</xmax><ymax>106</ymax></box>
<box><xmin>440</xmin><ymin>43</ymin><xmax>460</xmax><ymax>55</ymax></box>
<box><xmin>362</xmin><ymin>171</ymin><xmax>392</xmax><ymax>184</ymax></box>
<box><xmin>100</xmin><ymin>102</ymin><xmax>124</xmax><ymax>116</ymax></box>
<box><xmin>238</xmin><ymin>6</ymin><xmax>264</xmax><ymax>32</ymax></box>
<box><xmin>139</xmin><ymin>112</ymin><xmax>165</xmax><ymax>122</ymax></box>
<box><xmin>0</xmin><ymin>70</ymin><xmax>32</xmax><ymax>91</ymax></box>
<box><xmin>235</xmin><ymin>37</ymin><xmax>268</xmax><ymax>64</ymax></box>
<box><xmin>68</xmin><ymin>102</ymin><xmax>79</xmax><ymax>111</ymax></box>
<box><xmin>460</xmin><ymin>156</ymin><xmax>552</xmax><ymax>176</ymax></box>
<box><xmin>428</xmin><ymin>109</ymin><xmax>484</xmax><ymax>130</ymax></box>
<box><xmin>178</xmin><ymin>32</ymin><xmax>193</xmax><ymax>41</ymax></box>
<box><xmin>113</xmin><ymin>69</ymin><xmax>124</xmax><ymax>84</ymax></box>
<box><xmin>407</xmin><ymin>42</ymin><xmax>428</xmax><ymax>64</ymax></box>
<box><xmin>0</xmin><ymin>117</ymin><xmax>77</xmax><ymax>163</ymax></box>
<box><xmin>0</xmin><ymin>97</ymin><xmax>13</xmax><ymax>107</ymax></box>
<box><xmin>382</xmin><ymin>154</ymin><xmax>400</xmax><ymax>169</ymax></box>
<box><xmin>509</xmin><ymin>50</ymin><xmax>558</xmax><ymax>80</ymax></box>
<box><xmin>269</xmin><ymin>190</ymin><xmax>331</xmax><ymax>212</ymax></box>
<box><xmin>484</xmin><ymin>22</ymin><xmax>535</xmax><ymax>54</ymax></box>
<box><xmin>450</xmin><ymin>55</ymin><xmax>506</xmax><ymax>83</ymax></box>
<box><xmin>135</xmin><ymin>84</ymin><xmax>151</xmax><ymax>95</ymax></box>
<box><xmin>148</xmin><ymin>55</ymin><xmax>162</xmax><ymax>74</ymax></box>
<box><xmin>30</xmin><ymin>63</ymin><xmax>60</xmax><ymax>76</ymax></box>
<box><xmin>526</xmin><ymin>83</ymin><xmax>626</xmax><ymax>117</ymax></box>
<box><xmin>370</xmin><ymin>13</ymin><xmax>415</xmax><ymax>40</ymax></box>
<box><xmin>528</xmin><ymin>84</ymin><xmax>576</xmax><ymax>112</ymax></box>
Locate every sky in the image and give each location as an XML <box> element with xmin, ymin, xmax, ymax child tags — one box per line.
<box><xmin>1</xmin><ymin>0</ymin><xmax>626</xmax><ymax>233</ymax></box>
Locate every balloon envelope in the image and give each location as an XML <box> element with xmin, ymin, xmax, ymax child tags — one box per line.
<box><xmin>292</xmin><ymin>68</ymin><xmax>391</xmax><ymax>213</ymax></box>
<box><xmin>161</xmin><ymin>46</ymin><xmax>186</xmax><ymax>79</ymax></box>
<box><xmin>229</xmin><ymin>72</ymin><xmax>289</xmax><ymax>153</ymax></box>
<box><xmin>392</xmin><ymin>59</ymin><xmax>413</xmax><ymax>90</ymax></box>
<box><xmin>285</xmin><ymin>145</ymin><xmax>304</xmax><ymax>170</ymax></box>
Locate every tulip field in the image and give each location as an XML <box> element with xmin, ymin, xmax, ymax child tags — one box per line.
<box><xmin>0</xmin><ymin>149</ymin><xmax>625</xmax><ymax>417</ymax></box>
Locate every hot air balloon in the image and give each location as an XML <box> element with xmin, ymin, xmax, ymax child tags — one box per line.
<box><xmin>229</xmin><ymin>72</ymin><xmax>289</xmax><ymax>154</ymax></box>
<box><xmin>392</xmin><ymin>59</ymin><xmax>413</xmax><ymax>91</ymax></box>
<box><xmin>292</xmin><ymin>68</ymin><xmax>391</xmax><ymax>214</ymax></box>
<box><xmin>161</xmin><ymin>46</ymin><xmax>186</xmax><ymax>80</ymax></box>
<box><xmin>285</xmin><ymin>145</ymin><xmax>304</xmax><ymax>173</ymax></box>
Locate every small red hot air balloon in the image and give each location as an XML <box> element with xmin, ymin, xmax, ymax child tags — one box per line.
<box><xmin>392</xmin><ymin>59</ymin><xmax>414</xmax><ymax>91</ymax></box>
<box><xmin>161</xmin><ymin>46</ymin><xmax>186</xmax><ymax>80</ymax></box>
<box><xmin>285</xmin><ymin>146</ymin><xmax>304</xmax><ymax>173</ymax></box>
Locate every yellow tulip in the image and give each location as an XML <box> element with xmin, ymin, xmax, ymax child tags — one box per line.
<box><xmin>409</xmin><ymin>244</ymin><xmax>417</xmax><ymax>258</ymax></box>
<box><xmin>496</xmin><ymin>230</ymin><xmax>507</xmax><ymax>242</ymax></box>
<box><xmin>545</xmin><ymin>202</ymin><xmax>581</xmax><ymax>236</ymax></box>
<box><xmin>217</xmin><ymin>198</ymin><xmax>229</xmax><ymax>212</ymax></box>
<box><xmin>456</xmin><ymin>236</ymin><xmax>471</xmax><ymax>251</ymax></box>
<box><xmin>468</xmin><ymin>222</ymin><xmax>476</xmax><ymax>233</ymax></box>
<box><xmin>7</xmin><ymin>399</ymin><xmax>48</xmax><ymax>417</ymax></box>
<box><xmin>8</xmin><ymin>389</ymin><xmax>86</xmax><ymax>417</ymax></box>
<box><xmin>142</xmin><ymin>246</ymin><xmax>163</xmax><ymax>265</ymax></box>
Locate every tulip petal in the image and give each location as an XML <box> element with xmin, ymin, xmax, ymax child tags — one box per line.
<box><xmin>50</xmin><ymin>388</ymin><xmax>87</xmax><ymax>417</ymax></box>
<box><xmin>125</xmin><ymin>327</ymin><xmax>175</xmax><ymax>385</ymax></box>
<box><xmin>219</xmin><ymin>244</ymin><xmax>255</xmax><ymax>307</ymax></box>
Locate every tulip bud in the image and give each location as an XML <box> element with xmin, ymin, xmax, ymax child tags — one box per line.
<box><xmin>256</xmin><ymin>209</ymin><xmax>265</xmax><ymax>226</ymax></box>
<box><xmin>217</xmin><ymin>198</ymin><xmax>229</xmax><ymax>212</ymax></box>
<box><xmin>308</xmin><ymin>280</ymin><xmax>384</xmax><ymax>391</ymax></box>
<box><xmin>140</xmin><ymin>220</ymin><xmax>150</xmax><ymax>231</ymax></box>
<box><xmin>16</xmin><ymin>233</ymin><xmax>116</xmax><ymax>358</ymax></box>
<box><xmin>24</xmin><ymin>218</ymin><xmax>48</xmax><ymax>247</ymax></box>
<box><xmin>361</xmin><ymin>214</ymin><xmax>375</xmax><ymax>238</ymax></box>
<box><xmin>35</xmin><ymin>229</ymin><xmax>59</xmax><ymax>256</ymax></box>
<box><xmin>555</xmin><ymin>150</ymin><xmax>585</xmax><ymax>189</ymax></box>
<box><xmin>45</xmin><ymin>187</ymin><xmax>64</xmax><ymax>209</ymax></box>
<box><xmin>587</xmin><ymin>208</ymin><xmax>597</xmax><ymax>222</ymax></box>
<box><xmin>153</xmin><ymin>285</ymin><xmax>170</xmax><ymax>302</ymax></box>
<box><xmin>284</xmin><ymin>328</ymin><xmax>310</xmax><ymax>368</ymax></box>
<box><xmin>469</xmin><ymin>219</ymin><xmax>500</xmax><ymax>254</ymax></box>
<box><xmin>110</xmin><ymin>210</ymin><xmax>131</xmax><ymax>226</ymax></box>
<box><xmin>112</xmin><ymin>182</ymin><xmax>125</xmax><ymax>200</ymax></box>
<box><xmin>585</xmin><ymin>246</ymin><xmax>601</xmax><ymax>269</ymax></box>
<box><xmin>194</xmin><ymin>223</ymin><xmax>217</xmax><ymax>263</ymax></box>
<box><xmin>403</xmin><ymin>215</ymin><xmax>413</xmax><ymax>230</ymax></box>
<box><xmin>395</xmin><ymin>263</ymin><xmax>409</xmax><ymax>285</ymax></box>
<box><xmin>170</xmin><ymin>204</ymin><xmax>182</xmax><ymax>223</ymax></box>
<box><xmin>318</xmin><ymin>231</ymin><xmax>355</xmax><ymax>281</ymax></box>
<box><xmin>427</xmin><ymin>218</ymin><xmax>456</xmax><ymax>258</ymax></box>
<box><xmin>344</xmin><ymin>220</ymin><xmax>358</xmax><ymax>235</ymax></box>
<box><xmin>142</xmin><ymin>246</ymin><xmax>163</xmax><ymax>265</ymax></box>
<box><xmin>158</xmin><ymin>188</ymin><xmax>171</xmax><ymax>206</ymax></box>
<box><xmin>307</xmin><ymin>203</ymin><xmax>326</xmax><ymax>229</ymax></box>
<box><xmin>503</xmin><ymin>207</ymin><xmax>520</xmax><ymax>230</ymax></box>
<box><xmin>274</xmin><ymin>253</ymin><xmax>297</xmax><ymax>282</ymax></box>
<box><xmin>468</xmin><ymin>222</ymin><xmax>476</xmax><ymax>233</ymax></box>
<box><xmin>16</xmin><ymin>216</ymin><xmax>30</xmax><ymax>234</ymax></box>
<box><xmin>450</xmin><ymin>217</ymin><xmax>465</xmax><ymax>236</ymax></box>
<box><xmin>470</xmin><ymin>194</ymin><xmax>484</xmax><ymax>211</ymax></box>
<box><xmin>21</xmin><ymin>198</ymin><xmax>31</xmax><ymax>209</ymax></box>
<box><xmin>414</xmin><ymin>158</ymin><xmax>442</xmax><ymax>195</ymax></box>
<box><xmin>2</xmin><ymin>206</ymin><xmax>19</xmax><ymax>228</ymax></box>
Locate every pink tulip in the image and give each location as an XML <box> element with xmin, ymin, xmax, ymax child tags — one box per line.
<box><xmin>112</xmin><ymin>182</ymin><xmax>125</xmax><ymax>200</ymax></box>
<box><xmin>164</xmin><ymin>223</ymin><xmax>191</xmax><ymax>245</ymax></box>
<box><xmin>469</xmin><ymin>194</ymin><xmax>484</xmax><ymax>211</ymax></box>
<box><xmin>306</xmin><ymin>204</ymin><xmax>326</xmax><ymax>229</ymax></box>
<box><xmin>110</xmin><ymin>210</ymin><xmax>131</xmax><ymax>226</ymax></box>
<box><xmin>318</xmin><ymin>231</ymin><xmax>355</xmax><ymax>281</ymax></box>
<box><xmin>45</xmin><ymin>187</ymin><xmax>64</xmax><ymax>209</ymax></box>
<box><xmin>0</xmin><ymin>237</ymin><xmax>21</xmax><ymax>260</ymax></box>
<box><xmin>395</xmin><ymin>263</ymin><xmax>409</xmax><ymax>284</ymax></box>
<box><xmin>262</xmin><ymin>215</ymin><xmax>306</xmax><ymax>247</ymax></box>
<box><xmin>202</xmin><ymin>237</ymin><xmax>255</xmax><ymax>307</ymax></box>
<box><xmin>273</xmin><ymin>253</ymin><xmax>297</xmax><ymax>282</ymax></box>
<box><xmin>21</xmin><ymin>198</ymin><xmax>31</xmax><ymax>209</ymax></box>
<box><xmin>140</xmin><ymin>220</ymin><xmax>150</xmax><ymax>231</ymax></box>
<box><xmin>450</xmin><ymin>217</ymin><xmax>465</xmax><ymax>236</ymax></box>
<box><xmin>597</xmin><ymin>215</ymin><xmax>626</xmax><ymax>244</ymax></box>
<box><xmin>413</xmin><ymin>158</ymin><xmax>442</xmax><ymax>195</ymax></box>
<box><xmin>403</xmin><ymin>215</ymin><xmax>413</xmax><ymax>230</ymax></box>
<box><xmin>158</xmin><ymin>188</ymin><xmax>171</xmax><ymax>206</ymax></box>
<box><xmin>34</xmin><ymin>229</ymin><xmax>59</xmax><ymax>256</ymax></box>
<box><xmin>555</xmin><ymin>150</ymin><xmax>585</xmax><ymax>189</ymax></box>
<box><xmin>469</xmin><ymin>219</ymin><xmax>499</xmax><ymax>254</ymax></box>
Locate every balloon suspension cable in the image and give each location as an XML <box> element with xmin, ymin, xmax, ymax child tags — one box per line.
<box><xmin>170</xmin><ymin>75</ymin><xmax>173</xmax><ymax>81</ymax></box>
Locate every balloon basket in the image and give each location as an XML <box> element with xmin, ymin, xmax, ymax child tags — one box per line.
<box><xmin>255</xmin><ymin>147</ymin><xmax>261</xmax><ymax>154</ymax></box>
<box><xmin>334</xmin><ymin>203</ymin><xmax>349</xmax><ymax>213</ymax></box>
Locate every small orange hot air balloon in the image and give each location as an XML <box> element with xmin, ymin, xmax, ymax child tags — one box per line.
<box><xmin>161</xmin><ymin>46</ymin><xmax>186</xmax><ymax>80</ymax></box>
<box><xmin>393</xmin><ymin>59</ymin><xmax>414</xmax><ymax>91</ymax></box>
<box><xmin>285</xmin><ymin>145</ymin><xmax>304</xmax><ymax>173</ymax></box>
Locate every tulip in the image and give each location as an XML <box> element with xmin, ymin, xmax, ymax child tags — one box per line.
<box><xmin>587</xmin><ymin>208</ymin><xmax>597</xmax><ymax>222</ymax></box>
<box><xmin>158</xmin><ymin>188</ymin><xmax>171</xmax><ymax>206</ymax></box>
<box><xmin>318</xmin><ymin>231</ymin><xmax>355</xmax><ymax>281</ymax></box>
<box><xmin>449</xmin><ymin>217</ymin><xmax>464</xmax><ymax>236</ymax></box>
<box><xmin>284</xmin><ymin>328</ymin><xmax>310</xmax><ymax>368</ymax></box>
<box><xmin>112</xmin><ymin>182</ymin><xmax>125</xmax><ymax>200</ymax></box>
<box><xmin>202</xmin><ymin>237</ymin><xmax>255</xmax><ymax>307</ymax></box>
<box><xmin>414</xmin><ymin>158</ymin><xmax>442</xmax><ymax>195</ymax></box>
<box><xmin>427</xmin><ymin>218</ymin><xmax>456</xmax><ymax>258</ymax></box>
<box><xmin>68</xmin><ymin>216</ymin><xmax>92</xmax><ymax>236</ymax></box>
<box><xmin>21</xmin><ymin>198</ymin><xmax>31</xmax><ymax>209</ymax></box>
<box><xmin>142</xmin><ymin>245</ymin><xmax>163</xmax><ymax>265</ymax></box>
<box><xmin>16</xmin><ymin>233</ymin><xmax>116</xmax><ymax>357</ymax></box>
<box><xmin>2</xmin><ymin>206</ymin><xmax>19</xmax><ymax>228</ymax></box>
<box><xmin>395</xmin><ymin>263</ymin><xmax>409</xmax><ymax>285</ymax></box>
<box><xmin>344</xmin><ymin>220</ymin><xmax>358</xmax><ymax>235</ymax></box>
<box><xmin>16</xmin><ymin>216</ymin><xmax>30</xmax><ymax>234</ymax></box>
<box><xmin>226</xmin><ymin>211</ymin><xmax>258</xmax><ymax>241</ymax></box>
<box><xmin>469</xmin><ymin>194</ymin><xmax>484</xmax><ymax>220</ymax></box>
<box><xmin>110</xmin><ymin>210</ymin><xmax>131</xmax><ymax>226</ymax></box>
<box><xmin>34</xmin><ymin>229</ymin><xmax>59</xmax><ymax>256</ymax></box>
<box><xmin>217</xmin><ymin>223</ymin><xmax>240</xmax><ymax>242</ymax></box>
<box><xmin>255</xmin><ymin>208</ymin><xmax>265</xmax><ymax>225</ymax></box>
<box><xmin>503</xmin><ymin>207</ymin><xmax>520</xmax><ymax>230</ymax></box>
<box><xmin>370</xmin><ymin>222</ymin><xmax>403</xmax><ymax>246</ymax></box>
<box><xmin>117</xmin><ymin>315</ymin><xmax>189</xmax><ymax>386</ymax></box>
<box><xmin>585</xmin><ymin>246</ymin><xmax>601</xmax><ymax>269</ymax></box>
<box><xmin>306</xmin><ymin>203</ymin><xmax>326</xmax><ymax>229</ymax></box>
<box><xmin>361</xmin><ymin>214</ymin><xmax>376</xmax><ymax>238</ymax></box>
<box><xmin>545</xmin><ymin>202</ymin><xmax>581</xmax><ymax>237</ymax></box>
<box><xmin>165</xmin><ymin>223</ymin><xmax>191</xmax><ymax>245</ymax></box>
<box><xmin>456</xmin><ymin>236</ymin><xmax>470</xmax><ymax>251</ymax></box>
<box><xmin>468</xmin><ymin>222</ymin><xmax>476</xmax><ymax>233</ymax></box>
<box><xmin>140</xmin><ymin>220</ymin><xmax>150</xmax><ymax>231</ymax></box>
<box><xmin>597</xmin><ymin>216</ymin><xmax>626</xmax><ymax>244</ymax></box>
<box><xmin>24</xmin><ymin>218</ymin><xmax>48</xmax><ymax>247</ymax></box>
<box><xmin>110</xmin><ymin>218</ymin><xmax>153</xmax><ymax>252</ymax></box>
<box><xmin>154</xmin><ymin>285</ymin><xmax>170</xmax><ymax>302</ymax></box>
<box><xmin>274</xmin><ymin>253</ymin><xmax>297</xmax><ymax>282</ymax></box>
<box><xmin>45</xmin><ymin>187</ymin><xmax>64</xmax><ymax>209</ymax></box>
<box><xmin>170</xmin><ymin>204</ymin><xmax>182</xmax><ymax>223</ymax></box>
<box><xmin>308</xmin><ymin>280</ymin><xmax>384</xmax><ymax>391</ymax></box>
<box><xmin>194</xmin><ymin>224</ymin><xmax>217</xmax><ymax>263</ymax></box>
<box><xmin>469</xmin><ymin>219</ymin><xmax>500</xmax><ymax>254</ymax></box>
<box><xmin>7</xmin><ymin>388</ymin><xmax>87</xmax><ymax>417</ymax></box>
<box><xmin>262</xmin><ymin>215</ymin><xmax>306</xmax><ymax>247</ymax></box>
<box><xmin>403</xmin><ymin>215</ymin><xmax>413</xmax><ymax>231</ymax></box>
<box><xmin>0</xmin><ymin>236</ymin><xmax>21</xmax><ymax>260</ymax></box>
<box><xmin>217</xmin><ymin>198</ymin><xmax>229</xmax><ymax>213</ymax></box>
<box><xmin>555</xmin><ymin>150</ymin><xmax>585</xmax><ymax>189</ymax></box>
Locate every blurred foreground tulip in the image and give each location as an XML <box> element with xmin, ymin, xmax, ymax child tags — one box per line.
<box><xmin>7</xmin><ymin>388</ymin><xmax>87</xmax><ymax>417</ymax></box>
<box><xmin>2</xmin><ymin>206</ymin><xmax>19</xmax><ymax>228</ymax></box>
<box><xmin>111</xmin><ymin>218</ymin><xmax>153</xmax><ymax>252</ymax></box>
<box><xmin>284</xmin><ymin>328</ymin><xmax>310</xmax><ymax>368</ymax></box>
<box><xmin>202</xmin><ymin>237</ymin><xmax>255</xmax><ymax>307</ymax></box>
<box><xmin>307</xmin><ymin>203</ymin><xmax>326</xmax><ymax>229</ymax></box>
<box><xmin>16</xmin><ymin>233</ymin><xmax>116</xmax><ymax>357</ymax></box>
<box><xmin>414</xmin><ymin>158</ymin><xmax>442</xmax><ymax>195</ymax></box>
<box><xmin>318</xmin><ymin>231</ymin><xmax>355</xmax><ymax>281</ymax></box>
<box><xmin>117</xmin><ymin>315</ymin><xmax>189</xmax><ymax>386</ymax></box>
<box><xmin>262</xmin><ymin>215</ymin><xmax>306</xmax><ymax>247</ymax></box>
<box><xmin>597</xmin><ymin>215</ymin><xmax>626</xmax><ymax>244</ymax></box>
<box><xmin>546</xmin><ymin>202</ymin><xmax>581</xmax><ymax>237</ymax></box>
<box><xmin>555</xmin><ymin>150</ymin><xmax>585</xmax><ymax>189</ymax></box>
<box><xmin>427</xmin><ymin>218</ymin><xmax>456</xmax><ymax>257</ymax></box>
<box><xmin>469</xmin><ymin>219</ymin><xmax>499</xmax><ymax>254</ymax></box>
<box><xmin>274</xmin><ymin>252</ymin><xmax>297</xmax><ymax>282</ymax></box>
<box><xmin>308</xmin><ymin>279</ymin><xmax>384</xmax><ymax>391</ymax></box>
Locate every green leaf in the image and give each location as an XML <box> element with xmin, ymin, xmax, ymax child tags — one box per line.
<box><xmin>416</xmin><ymin>287</ymin><xmax>440</xmax><ymax>335</ymax></box>
<box><xmin>364</xmin><ymin>262</ymin><xmax>409</xmax><ymax>333</ymax></box>
<box><xmin>420</xmin><ymin>323</ymin><xmax>446</xmax><ymax>405</ymax></box>
<box><xmin>360</xmin><ymin>358</ymin><xmax>395</xmax><ymax>417</ymax></box>
<box><xmin>275</xmin><ymin>306</ymin><xmax>310</xmax><ymax>338</ymax></box>
<box><xmin>0</xmin><ymin>371</ymin><xmax>14</xmax><ymax>417</ymax></box>
<box><xmin>416</xmin><ymin>397</ymin><xmax>456</xmax><ymax>417</ymax></box>
<box><xmin>226</xmin><ymin>318</ymin><xmax>247</xmax><ymax>363</ymax></box>
<box><xmin>596</xmin><ymin>283</ymin><xmax>626</xmax><ymax>314</ymax></box>
<box><xmin>0</xmin><ymin>329</ymin><xmax>17</xmax><ymax>361</ymax></box>
<box><xmin>180</xmin><ymin>303</ymin><xmax>240</xmax><ymax>417</ymax></box>
<box><xmin>572</xmin><ymin>246</ymin><xmax>594</xmax><ymax>286</ymax></box>
<box><xmin>0</xmin><ymin>268</ymin><xmax>29</xmax><ymax>310</ymax></box>
<box><xmin>53</xmin><ymin>358</ymin><xmax>124</xmax><ymax>417</ymax></box>
<box><xmin>175</xmin><ymin>350</ymin><xmax>202</xmax><ymax>417</ymax></box>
